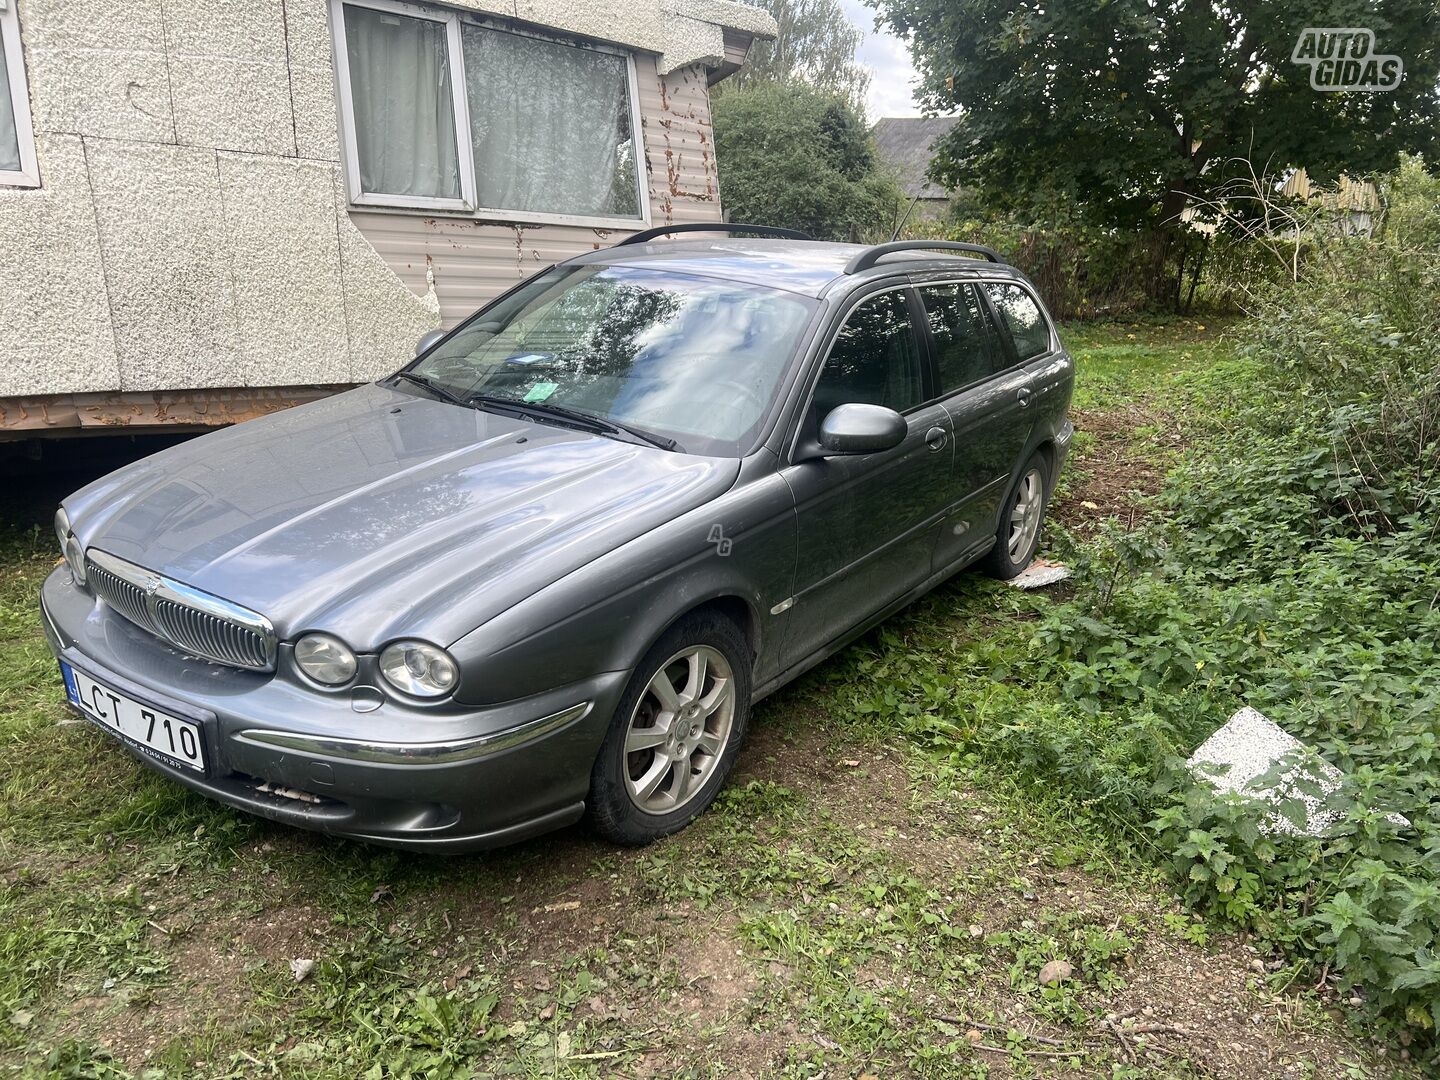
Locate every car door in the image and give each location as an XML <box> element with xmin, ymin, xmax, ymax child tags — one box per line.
<box><xmin>777</xmin><ymin>287</ymin><xmax>954</xmax><ymax>671</ymax></box>
<box><xmin>983</xmin><ymin>279</ymin><xmax>1071</xmax><ymax>443</ymax></box>
<box><xmin>915</xmin><ymin>280</ymin><xmax>1037</xmax><ymax>568</ymax></box>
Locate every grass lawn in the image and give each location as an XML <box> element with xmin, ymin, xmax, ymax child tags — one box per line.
<box><xmin>0</xmin><ymin>320</ymin><xmax>1406</xmax><ymax>1078</ymax></box>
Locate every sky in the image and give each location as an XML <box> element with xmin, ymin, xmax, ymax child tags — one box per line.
<box><xmin>837</xmin><ymin>0</ymin><xmax>924</xmax><ymax>120</ymax></box>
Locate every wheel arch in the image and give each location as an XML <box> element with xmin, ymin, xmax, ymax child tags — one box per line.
<box><xmin>642</xmin><ymin>592</ymin><xmax>761</xmax><ymax>673</ymax></box>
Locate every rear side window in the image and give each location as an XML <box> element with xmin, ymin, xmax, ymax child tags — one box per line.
<box><xmin>983</xmin><ymin>283</ymin><xmax>1051</xmax><ymax>361</ymax></box>
<box><xmin>812</xmin><ymin>291</ymin><xmax>923</xmax><ymax>422</ymax></box>
<box><xmin>918</xmin><ymin>283</ymin><xmax>1003</xmax><ymax>393</ymax></box>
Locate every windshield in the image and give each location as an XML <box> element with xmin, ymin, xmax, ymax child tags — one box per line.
<box><xmin>406</xmin><ymin>265</ymin><xmax>817</xmax><ymax>456</ymax></box>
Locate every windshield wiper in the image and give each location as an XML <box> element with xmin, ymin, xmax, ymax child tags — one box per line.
<box><xmin>388</xmin><ymin>370</ymin><xmax>470</xmax><ymax>409</ymax></box>
<box><xmin>467</xmin><ymin>394</ymin><xmax>681</xmax><ymax>453</ymax></box>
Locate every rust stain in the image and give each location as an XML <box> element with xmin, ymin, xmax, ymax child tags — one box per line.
<box><xmin>666</xmin><ymin>148</ymin><xmax>681</xmax><ymax>197</ymax></box>
<box><xmin>0</xmin><ymin>387</ymin><xmax>350</xmax><ymax>438</ymax></box>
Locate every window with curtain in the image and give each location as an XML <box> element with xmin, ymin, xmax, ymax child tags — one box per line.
<box><xmin>0</xmin><ymin>4</ymin><xmax>40</xmax><ymax>187</ymax></box>
<box><xmin>336</xmin><ymin>1</ymin><xmax>644</xmax><ymax>222</ymax></box>
<box><xmin>343</xmin><ymin>5</ymin><xmax>461</xmax><ymax>200</ymax></box>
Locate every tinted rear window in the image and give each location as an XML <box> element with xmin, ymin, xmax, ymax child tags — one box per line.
<box><xmin>918</xmin><ymin>283</ymin><xmax>1002</xmax><ymax>393</ymax></box>
<box><xmin>983</xmin><ymin>283</ymin><xmax>1051</xmax><ymax>361</ymax></box>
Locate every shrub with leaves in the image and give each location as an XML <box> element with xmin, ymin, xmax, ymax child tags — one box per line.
<box><xmin>1041</xmin><ymin>163</ymin><xmax>1440</xmax><ymax>1040</ymax></box>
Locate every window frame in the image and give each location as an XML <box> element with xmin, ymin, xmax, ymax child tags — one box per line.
<box><xmin>330</xmin><ymin>0</ymin><xmax>651</xmax><ymax>228</ymax></box>
<box><xmin>913</xmin><ymin>280</ymin><xmax>1010</xmax><ymax>398</ymax></box>
<box><xmin>783</xmin><ymin>282</ymin><xmax>937</xmax><ymax>464</ymax></box>
<box><xmin>977</xmin><ymin>279</ymin><xmax>1056</xmax><ymax>365</ymax></box>
<box><xmin>0</xmin><ymin>0</ymin><xmax>40</xmax><ymax>189</ymax></box>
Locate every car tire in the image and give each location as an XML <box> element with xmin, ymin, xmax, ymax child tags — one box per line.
<box><xmin>586</xmin><ymin>610</ymin><xmax>751</xmax><ymax>845</ymax></box>
<box><xmin>981</xmin><ymin>451</ymin><xmax>1051</xmax><ymax>580</ymax></box>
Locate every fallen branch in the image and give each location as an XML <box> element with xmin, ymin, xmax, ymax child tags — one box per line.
<box><xmin>930</xmin><ymin>1016</ymin><xmax>1070</xmax><ymax>1048</ymax></box>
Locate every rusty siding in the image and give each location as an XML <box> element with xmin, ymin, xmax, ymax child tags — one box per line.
<box><xmin>349</xmin><ymin>55</ymin><xmax>724</xmax><ymax>327</ymax></box>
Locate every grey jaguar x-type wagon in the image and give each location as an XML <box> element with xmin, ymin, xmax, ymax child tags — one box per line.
<box><xmin>42</xmin><ymin>228</ymin><xmax>1074</xmax><ymax>850</ymax></box>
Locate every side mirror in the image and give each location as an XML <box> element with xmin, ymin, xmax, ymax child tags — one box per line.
<box><xmin>817</xmin><ymin>403</ymin><xmax>906</xmax><ymax>455</ymax></box>
<box><xmin>414</xmin><ymin>329</ymin><xmax>447</xmax><ymax>357</ymax></box>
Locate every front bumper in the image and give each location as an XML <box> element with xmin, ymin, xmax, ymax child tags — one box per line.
<box><xmin>40</xmin><ymin>567</ymin><xmax>627</xmax><ymax>851</ymax></box>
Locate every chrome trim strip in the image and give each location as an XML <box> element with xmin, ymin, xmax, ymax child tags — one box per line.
<box><xmin>234</xmin><ymin>701</ymin><xmax>593</xmax><ymax>764</ymax></box>
<box><xmin>86</xmin><ymin>549</ymin><xmax>278</xmax><ymax>672</ymax></box>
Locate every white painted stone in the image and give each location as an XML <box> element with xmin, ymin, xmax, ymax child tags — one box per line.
<box><xmin>1008</xmin><ymin>559</ymin><xmax>1071</xmax><ymax>590</ymax></box>
<box><xmin>87</xmin><ymin>141</ymin><xmax>241</xmax><ymax>392</ymax></box>
<box><xmin>17</xmin><ymin>0</ymin><xmax>164</xmax><ymax>49</ymax></box>
<box><xmin>336</xmin><ymin>181</ymin><xmax>441</xmax><ymax>382</ymax></box>
<box><xmin>163</xmin><ymin>0</ymin><xmax>289</xmax><ymax>59</ymax></box>
<box><xmin>217</xmin><ymin>154</ymin><xmax>350</xmax><ymax>386</ymax></box>
<box><xmin>1188</xmin><ymin>707</ymin><xmax>1408</xmax><ymax>836</ymax></box>
<box><xmin>0</xmin><ymin>135</ymin><xmax>120</xmax><ymax>397</ymax></box>
<box><xmin>282</xmin><ymin>0</ymin><xmax>340</xmax><ymax>71</ymax></box>
<box><xmin>655</xmin><ymin>14</ymin><xmax>726</xmax><ymax>74</ymax></box>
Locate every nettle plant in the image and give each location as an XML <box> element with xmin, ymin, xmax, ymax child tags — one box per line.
<box><xmin>1034</xmin><ymin>167</ymin><xmax>1440</xmax><ymax>1040</ymax></box>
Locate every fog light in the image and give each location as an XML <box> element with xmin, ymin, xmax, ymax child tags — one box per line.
<box><xmin>379</xmin><ymin>640</ymin><xmax>458</xmax><ymax>698</ymax></box>
<box><xmin>294</xmin><ymin>633</ymin><xmax>358</xmax><ymax>686</ymax></box>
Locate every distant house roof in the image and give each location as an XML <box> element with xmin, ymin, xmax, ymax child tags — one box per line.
<box><xmin>872</xmin><ymin>116</ymin><xmax>960</xmax><ymax>200</ymax></box>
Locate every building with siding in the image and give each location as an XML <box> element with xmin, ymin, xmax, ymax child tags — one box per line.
<box><xmin>0</xmin><ymin>0</ymin><xmax>774</xmax><ymax>438</ymax></box>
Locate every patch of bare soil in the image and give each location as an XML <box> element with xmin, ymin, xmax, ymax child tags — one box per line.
<box><xmin>1051</xmin><ymin>403</ymin><xmax>1183</xmax><ymax>538</ymax></box>
<box><xmin>743</xmin><ymin>732</ymin><xmax>1408</xmax><ymax>1079</ymax></box>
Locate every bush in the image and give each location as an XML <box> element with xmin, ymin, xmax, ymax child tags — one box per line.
<box><xmin>941</xmin><ymin>215</ymin><xmax>1152</xmax><ymax>321</ymax></box>
<box><xmin>711</xmin><ymin>81</ymin><xmax>901</xmax><ymax>242</ymax></box>
<box><xmin>1034</xmin><ymin>163</ymin><xmax>1440</xmax><ymax>1040</ymax></box>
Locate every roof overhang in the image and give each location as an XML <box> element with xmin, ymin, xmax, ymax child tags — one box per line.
<box><xmin>442</xmin><ymin>0</ymin><xmax>776</xmax><ymax>74</ymax></box>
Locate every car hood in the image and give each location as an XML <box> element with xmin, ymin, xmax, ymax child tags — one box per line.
<box><xmin>65</xmin><ymin>383</ymin><xmax>739</xmax><ymax>648</ymax></box>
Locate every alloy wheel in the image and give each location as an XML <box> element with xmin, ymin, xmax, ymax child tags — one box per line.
<box><xmin>1007</xmin><ymin>467</ymin><xmax>1045</xmax><ymax>563</ymax></box>
<box><xmin>623</xmin><ymin>645</ymin><xmax>735</xmax><ymax>815</ymax></box>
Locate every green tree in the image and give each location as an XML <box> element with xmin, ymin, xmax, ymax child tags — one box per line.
<box><xmin>726</xmin><ymin>0</ymin><xmax>871</xmax><ymax>107</ymax></box>
<box><xmin>870</xmin><ymin>0</ymin><xmax>1440</xmax><ymax>302</ymax></box>
<box><xmin>712</xmin><ymin>81</ymin><xmax>902</xmax><ymax>241</ymax></box>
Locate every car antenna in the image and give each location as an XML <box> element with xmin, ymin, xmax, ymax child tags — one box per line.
<box><xmin>889</xmin><ymin>194</ymin><xmax>922</xmax><ymax>242</ymax></box>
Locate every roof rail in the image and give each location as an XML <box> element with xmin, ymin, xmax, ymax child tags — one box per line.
<box><xmin>844</xmin><ymin>240</ymin><xmax>1002</xmax><ymax>275</ymax></box>
<box><xmin>615</xmin><ymin>223</ymin><xmax>815</xmax><ymax>247</ymax></box>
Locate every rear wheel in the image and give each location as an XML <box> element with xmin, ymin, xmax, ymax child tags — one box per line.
<box><xmin>981</xmin><ymin>452</ymin><xmax>1050</xmax><ymax>580</ymax></box>
<box><xmin>586</xmin><ymin>611</ymin><xmax>750</xmax><ymax>845</ymax></box>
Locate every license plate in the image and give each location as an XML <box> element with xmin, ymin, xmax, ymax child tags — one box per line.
<box><xmin>60</xmin><ymin>661</ymin><xmax>206</xmax><ymax>773</ymax></box>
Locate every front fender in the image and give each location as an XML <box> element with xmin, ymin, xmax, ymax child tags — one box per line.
<box><xmin>447</xmin><ymin>465</ymin><xmax>797</xmax><ymax>707</ymax></box>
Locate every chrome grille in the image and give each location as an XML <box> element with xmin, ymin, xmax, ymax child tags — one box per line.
<box><xmin>85</xmin><ymin>549</ymin><xmax>277</xmax><ymax>672</ymax></box>
<box><xmin>87</xmin><ymin>558</ymin><xmax>151</xmax><ymax>628</ymax></box>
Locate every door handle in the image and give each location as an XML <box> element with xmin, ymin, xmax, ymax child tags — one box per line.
<box><xmin>1017</xmin><ymin>386</ymin><xmax>1033</xmax><ymax>407</ymax></box>
<box><xmin>925</xmin><ymin>426</ymin><xmax>947</xmax><ymax>452</ymax></box>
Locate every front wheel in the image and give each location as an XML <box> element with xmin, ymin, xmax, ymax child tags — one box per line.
<box><xmin>981</xmin><ymin>452</ymin><xmax>1051</xmax><ymax>580</ymax></box>
<box><xmin>586</xmin><ymin>611</ymin><xmax>751</xmax><ymax>845</ymax></box>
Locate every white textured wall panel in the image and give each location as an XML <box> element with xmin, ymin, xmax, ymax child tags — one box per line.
<box><xmin>218</xmin><ymin>154</ymin><xmax>351</xmax><ymax>385</ymax></box>
<box><xmin>87</xmin><ymin>141</ymin><xmax>242</xmax><ymax>391</ymax></box>
<box><xmin>0</xmin><ymin>0</ymin><xmax>764</xmax><ymax>401</ymax></box>
<box><xmin>0</xmin><ymin>135</ymin><xmax>120</xmax><ymax>395</ymax></box>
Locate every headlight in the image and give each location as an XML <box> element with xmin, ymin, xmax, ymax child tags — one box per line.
<box><xmin>294</xmin><ymin>633</ymin><xmax>358</xmax><ymax>686</ymax></box>
<box><xmin>55</xmin><ymin>507</ymin><xmax>87</xmax><ymax>586</ymax></box>
<box><xmin>379</xmin><ymin>640</ymin><xmax>458</xmax><ymax>698</ymax></box>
